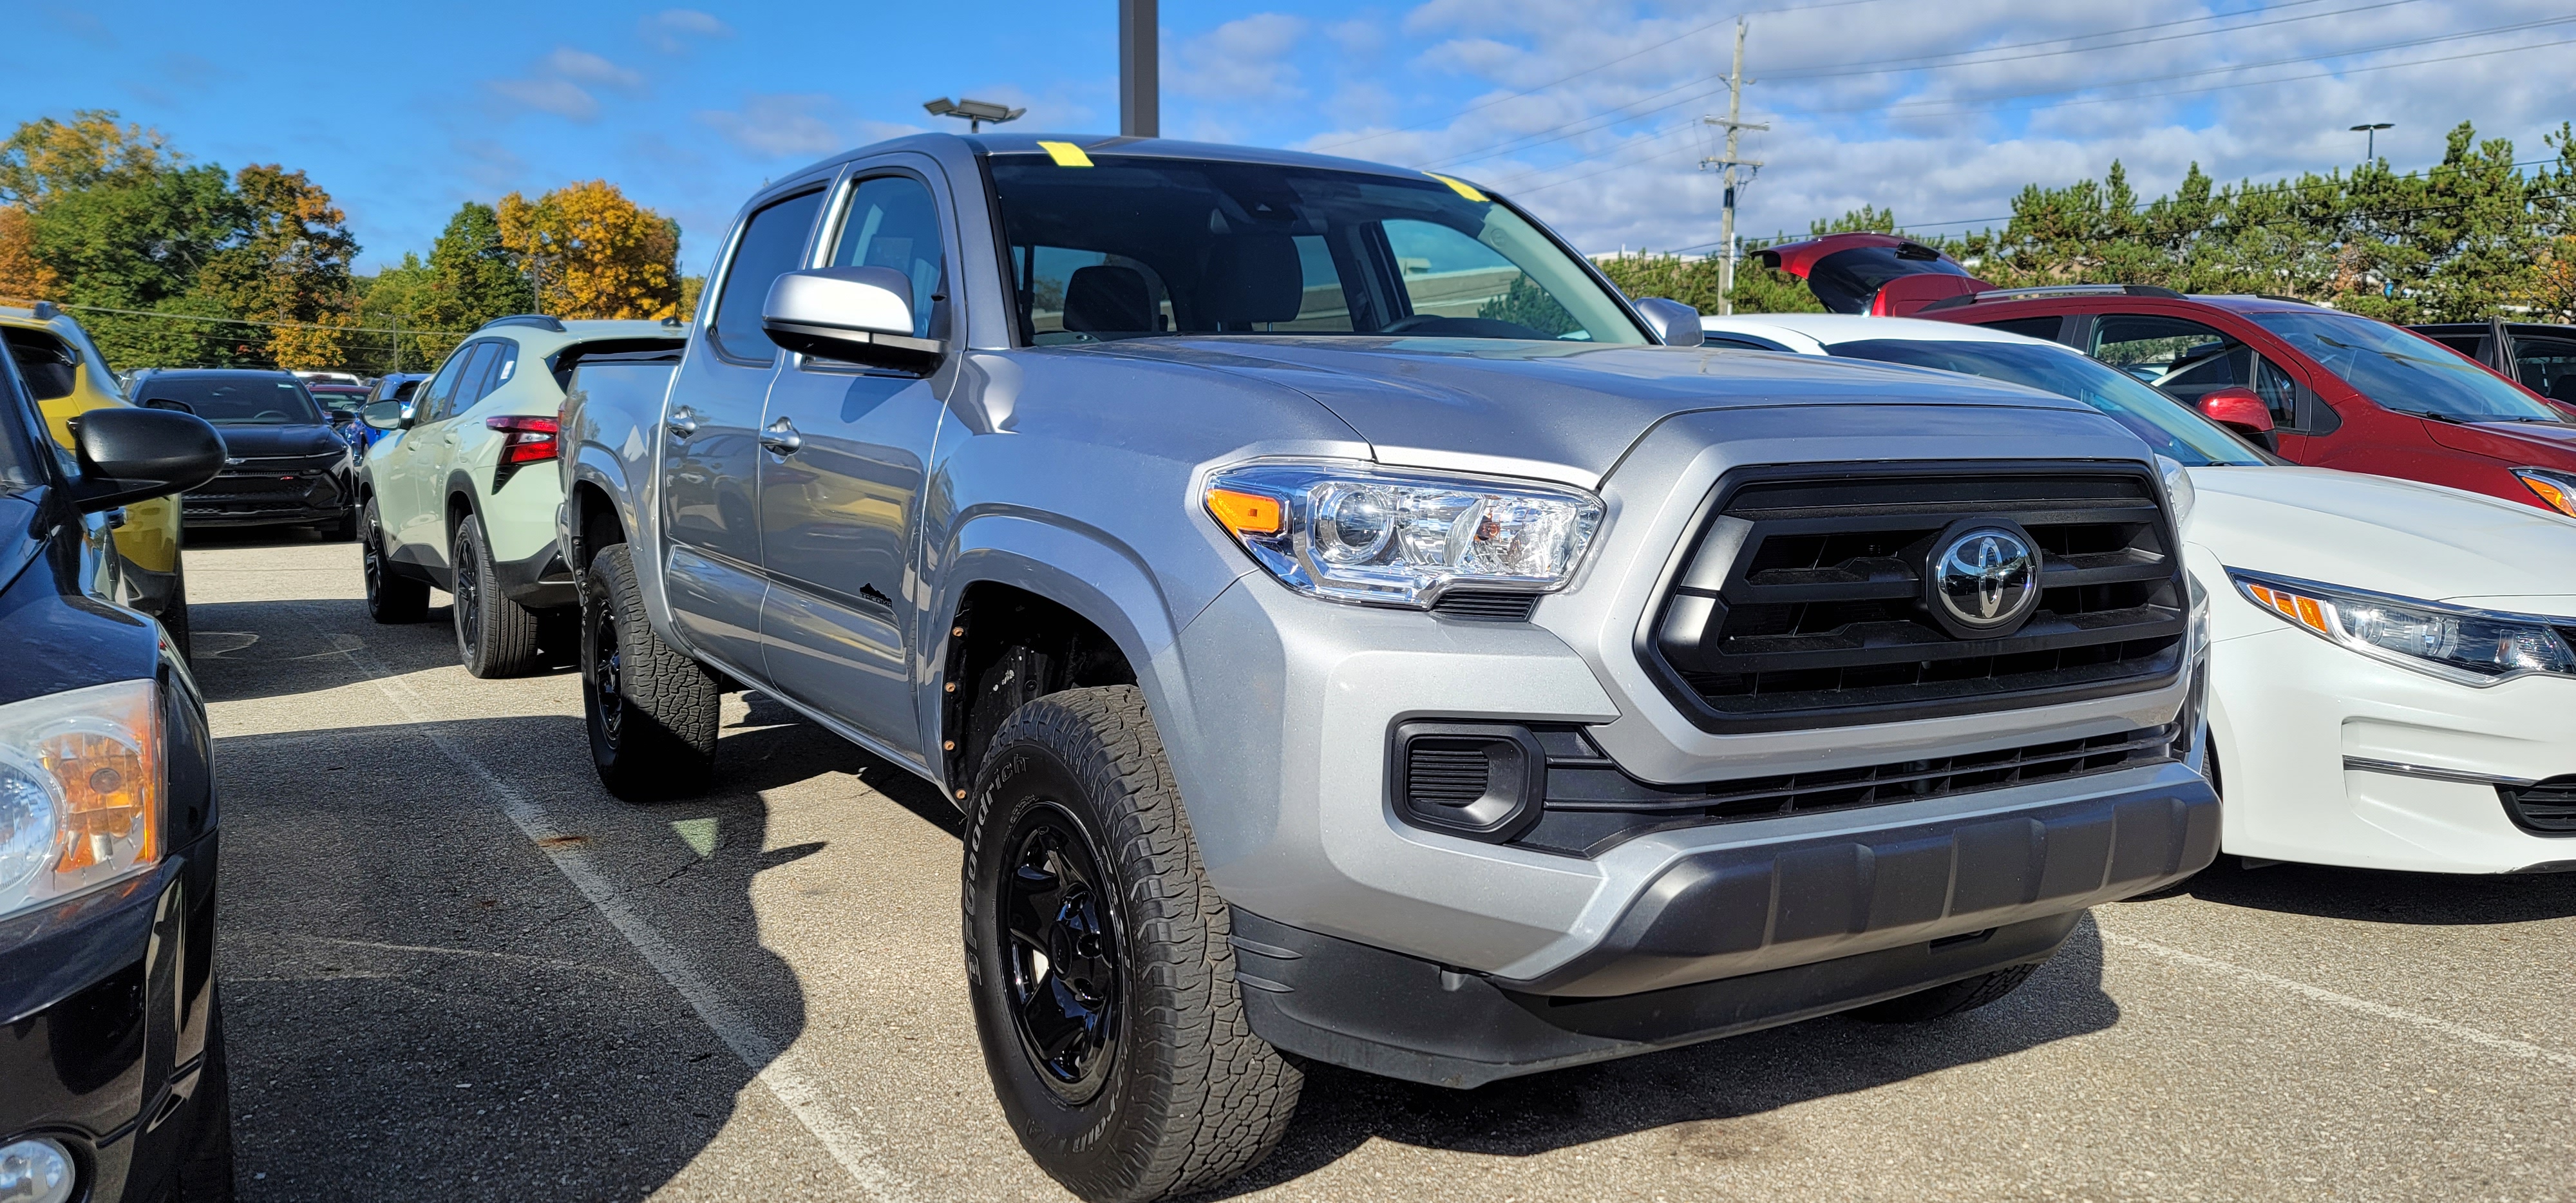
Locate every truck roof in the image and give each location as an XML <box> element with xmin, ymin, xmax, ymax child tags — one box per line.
<box><xmin>799</xmin><ymin>131</ymin><xmax>1493</xmax><ymax>194</ymax></box>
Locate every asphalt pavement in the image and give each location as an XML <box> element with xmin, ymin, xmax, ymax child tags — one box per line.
<box><xmin>191</xmin><ymin>532</ymin><xmax>2576</xmax><ymax>1202</ymax></box>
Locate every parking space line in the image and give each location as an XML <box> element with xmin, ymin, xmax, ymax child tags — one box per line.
<box><xmin>321</xmin><ymin>615</ymin><xmax>909</xmax><ymax>1200</ymax></box>
<box><xmin>2098</xmin><ymin>929</ymin><xmax>2575</xmax><ymax>1069</ymax></box>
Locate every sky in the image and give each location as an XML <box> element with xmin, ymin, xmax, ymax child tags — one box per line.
<box><xmin>6</xmin><ymin>0</ymin><xmax>2572</xmax><ymax>275</ymax></box>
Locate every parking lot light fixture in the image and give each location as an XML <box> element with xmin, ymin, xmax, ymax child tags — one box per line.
<box><xmin>2350</xmin><ymin>122</ymin><xmax>2393</xmax><ymax>162</ymax></box>
<box><xmin>923</xmin><ymin>98</ymin><xmax>1025</xmax><ymax>133</ymax></box>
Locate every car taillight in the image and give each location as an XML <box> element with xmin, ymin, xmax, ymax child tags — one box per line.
<box><xmin>488</xmin><ymin>415</ymin><xmax>560</xmax><ymax>491</ymax></box>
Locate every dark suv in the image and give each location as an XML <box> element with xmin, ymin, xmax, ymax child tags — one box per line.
<box><xmin>129</xmin><ymin>369</ymin><xmax>359</xmax><ymax>539</ymax></box>
<box><xmin>1758</xmin><ymin>232</ymin><xmax>2576</xmax><ymax>517</ymax></box>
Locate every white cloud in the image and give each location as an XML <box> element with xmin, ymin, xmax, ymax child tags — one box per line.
<box><xmin>1170</xmin><ymin>14</ymin><xmax>1309</xmax><ymax>102</ymax></box>
<box><xmin>641</xmin><ymin>9</ymin><xmax>734</xmax><ymax>54</ymax></box>
<box><xmin>486</xmin><ymin>46</ymin><xmax>646</xmax><ymax>122</ymax></box>
<box><xmin>1279</xmin><ymin>0</ymin><xmax>2576</xmax><ymax>255</ymax></box>
<box><xmin>696</xmin><ymin>94</ymin><xmax>915</xmax><ymax>160</ymax></box>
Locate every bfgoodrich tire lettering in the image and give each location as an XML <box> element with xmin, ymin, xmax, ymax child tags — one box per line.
<box><xmin>963</xmin><ymin>685</ymin><xmax>1300</xmax><ymax>1203</ymax></box>
<box><xmin>582</xmin><ymin>543</ymin><xmax>717</xmax><ymax>800</ymax></box>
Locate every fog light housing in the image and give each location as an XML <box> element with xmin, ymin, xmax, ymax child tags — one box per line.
<box><xmin>0</xmin><ymin>1137</ymin><xmax>74</xmax><ymax>1203</ymax></box>
<box><xmin>1392</xmin><ymin>722</ymin><xmax>1544</xmax><ymax>841</ymax></box>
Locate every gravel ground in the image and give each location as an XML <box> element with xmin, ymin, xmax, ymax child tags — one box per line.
<box><xmin>191</xmin><ymin>533</ymin><xmax>2576</xmax><ymax>1202</ymax></box>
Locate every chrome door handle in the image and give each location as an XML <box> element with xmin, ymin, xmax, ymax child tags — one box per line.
<box><xmin>665</xmin><ymin>407</ymin><xmax>699</xmax><ymax>439</ymax></box>
<box><xmin>761</xmin><ymin>416</ymin><xmax>803</xmax><ymax>455</ymax></box>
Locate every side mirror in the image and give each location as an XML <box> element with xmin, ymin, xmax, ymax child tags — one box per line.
<box><xmin>1632</xmin><ymin>298</ymin><xmax>1704</xmax><ymax>347</ymax></box>
<box><xmin>327</xmin><ymin>407</ymin><xmax>357</xmax><ymax>426</ymax></box>
<box><xmin>761</xmin><ymin>267</ymin><xmax>944</xmax><ymax>372</ymax></box>
<box><xmin>140</xmin><ymin>397</ymin><xmax>195</xmax><ymax>415</ymax></box>
<box><xmin>68</xmin><ymin>408</ymin><xmax>224</xmax><ymax>514</ymax></box>
<box><xmin>361</xmin><ymin>400</ymin><xmax>410</xmax><ymax>431</ymax></box>
<box><xmin>2198</xmin><ymin>386</ymin><xmax>2276</xmax><ymax>434</ymax></box>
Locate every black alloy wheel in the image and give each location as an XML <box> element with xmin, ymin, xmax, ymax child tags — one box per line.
<box><xmin>453</xmin><ymin>533</ymin><xmax>485</xmax><ymax>661</ymax></box>
<box><xmin>362</xmin><ymin>497</ymin><xmax>428</xmax><ymax>623</ymax></box>
<box><xmin>589</xmin><ymin>594</ymin><xmax>625</xmax><ymax>746</ymax></box>
<box><xmin>998</xmin><ymin>802</ymin><xmax>1123</xmax><ymax>1101</ymax></box>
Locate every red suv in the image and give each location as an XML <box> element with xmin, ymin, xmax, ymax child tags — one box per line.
<box><xmin>1758</xmin><ymin>232</ymin><xmax>2576</xmax><ymax>516</ymax></box>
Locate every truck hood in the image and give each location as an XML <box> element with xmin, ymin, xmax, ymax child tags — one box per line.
<box><xmin>1088</xmin><ymin>336</ymin><xmax>2096</xmax><ymax>483</ymax></box>
<box><xmin>2186</xmin><ymin>465</ymin><xmax>2576</xmax><ymax>607</ymax></box>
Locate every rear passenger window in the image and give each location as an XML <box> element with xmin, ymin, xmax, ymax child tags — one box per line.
<box><xmin>1976</xmin><ymin>316</ymin><xmax>2067</xmax><ymax>343</ymax></box>
<box><xmin>711</xmin><ymin>188</ymin><xmax>826</xmax><ymax>364</ymax></box>
<box><xmin>460</xmin><ymin>341</ymin><xmax>520</xmax><ymax>409</ymax></box>
<box><xmin>2515</xmin><ymin>337</ymin><xmax>2576</xmax><ymax>404</ymax></box>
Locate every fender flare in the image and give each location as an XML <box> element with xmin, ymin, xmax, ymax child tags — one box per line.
<box><xmin>926</xmin><ymin>511</ymin><xmax>1218</xmax><ymax>797</ymax></box>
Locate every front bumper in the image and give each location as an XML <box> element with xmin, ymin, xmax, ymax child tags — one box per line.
<box><xmin>181</xmin><ymin>466</ymin><xmax>354</xmax><ymax>528</ymax></box>
<box><xmin>2209</xmin><ymin>618</ymin><xmax>2576</xmax><ymax>873</ymax></box>
<box><xmin>0</xmin><ymin>842</ymin><xmax>220</xmax><ymax>1203</ymax></box>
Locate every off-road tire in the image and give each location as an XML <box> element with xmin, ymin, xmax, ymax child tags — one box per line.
<box><xmin>175</xmin><ymin>989</ymin><xmax>236</xmax><ymax>1200</ymax></box>
<box><xmin>582</xmin><ymin>544</ymin><xmax>717</xmax><ymax>800</ymax></box>
<box><xmin>361</xmin><ymin>497</ymin><xmax>429</xmax><ymax>624</ymax></box>
<box><xmin>963</xmin><ymin>685</ymin><xmax>1300</xmax><ymax>1203</ymax></box>
<box><xmin>1850</xmin><ymin>961</ymin><xmax>2041</xmax><ymax>1023</ymax></box>
<box><xmin>453</xmin><ymin>513</ymin><xmax>542</xmax><ymax>677</ymax></box>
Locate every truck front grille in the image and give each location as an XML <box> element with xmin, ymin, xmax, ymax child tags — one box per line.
<box><xmin>1515</xmin><ymin>721</ymin><xmax>2186</xmax><ymax>857</ymax></box>
<box><xmin>1645</xmin><ymin>465</ymin><xmax>2186</xmax><ymax>732</ymax></box>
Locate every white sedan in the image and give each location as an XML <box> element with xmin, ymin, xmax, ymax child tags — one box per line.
<box><xmin>1700</xmin><ymin>312</ymin><xmax>2576</xmax><ymax>875</ymax></box>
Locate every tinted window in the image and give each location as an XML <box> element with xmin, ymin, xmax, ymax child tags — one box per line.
<box><xmin>1829</xmin><ymin>337</ymin><xmax>2267</xmax><ymax>467</ymax></box>
<box><xmin>1805</xmin><ymin>245</ymin><xmax>1970</xmax><ymax>314</ymax></box>
<box><xmin>831</xmin><ymin>176</ymin><xmax>945</xmax><ymax>341</ymax></box>
<box><xmin>458</xmin><ymin>341</ymin><xmax>521</xmax><ymax>410</ymax></box>
<box><xmin>713</xmin><ymin>189</ymin><xmax>826</xmax><ymax>363</ymax></box>
<box><xmin>0</xmin><ymin>348</ymin><xmax>42</xmax><ymax>491</ymax></box>
<box><xmin>1704</xmin><ymin>335</ymin><xmax>1788</xmax><ymax>352</ymax></box>
<box><xmin>2088</xmin><ymin>313</ymin><xmax>2295</xmax><ymax>419</ymax></box>
<box><xmin>989</xmin><ymin>156</ymin><xmax>1644</xmax><ymax>345</ymax></box>
<box><xmin>431</xmin><ymin>343</ymin><xmax>500</xmax><ymax>422</ymax></box>
<box><xmin>2514</xmin><ymin>337</ymin><xmax>2576</xmax><ymax>404</ymax></box>
<box><xmin>134</xmin><ymin>375</ymin><xmax>325</xmax><ymax>425</ymax></box>
<box><xmin>418</xmin><ymin>348</ymin><xmax>473</xmax><ymax>417</ymax></box>
<box><xmin>1977</xmin><ymin>316</ymin><xmax>2067</xmax><ymax>343</ymax></box>
<box><xmin>2</xmin><ymin>328</ymin><xmax>78</xmax><ymax>401</ymax></box>
<box><xmin>2249</xmin><ymin>310</ymin><xmax>2561</xmax><ymax>424</ymax></box>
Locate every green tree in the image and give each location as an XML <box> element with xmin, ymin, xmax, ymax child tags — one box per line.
<box><xmin>405</xmin><ymin>202</ymin><xmax>535</xmax><ymax>363</ymax></box>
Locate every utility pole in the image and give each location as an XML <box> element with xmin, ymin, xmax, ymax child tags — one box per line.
<box><xmin>1120</xmin><ymin>0</ymin><xmax>1159</xmax><ymax>137</ymax></box>
<box><xmin>1700</xmin><ymin>19</ymin><xmax>1765</xmax><ymax>316</ymax></box>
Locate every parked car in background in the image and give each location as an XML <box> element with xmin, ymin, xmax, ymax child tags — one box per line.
<box><xmin>289</xmin><ymin>369</ymin><xmax>365</xmax><ymax>389</ymax></box>
<box><xmin>1</xmin><ymin>305</ymin><xmax>196</xmax><ymax>658</ymax></box>
<box><xmin>2410</xmin><ymin>319</ymin><xmax>2576</xmax><ymax>407</ymax></box>
<box><xmin>559</xmin><ymin>133</ymin><xmax>2217</xmax><ymax>1202</ymax></box>
<box><xmin>0</xmin><ymin>341</ymin><xmax>234</xmax><ymax>1203</ymax></box>
<box><xmin>130</xmin><ymin>368</ymin><xmax>359</xmax><ymax>540</ymax></box>
<box><xmin>1705</xmin><ymin>312</ymin><xmax>2576</xmax><ymax>874</ymax></box>
<box><xmin>359</xmin><ymin>315</ymin><xmax>683</xmax><ymax>676</ymax></box>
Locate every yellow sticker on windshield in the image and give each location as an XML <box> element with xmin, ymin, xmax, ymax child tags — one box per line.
<box><xmin>1038</xmin><ymin>140</ymin><xmax>1094</xmax><ymax>167</ymax></box>
<box><xmin>1426</xmin><ymin>173</ymin><xmax>1488</xmax><ymax>202</ymax></box>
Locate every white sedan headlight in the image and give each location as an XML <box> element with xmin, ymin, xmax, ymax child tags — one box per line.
<box><xmin>2231</xmin><ymin>571</ymin><xmax>2576</xmax><ymax>686</ymax></box>
<box><xmin>1204</xmin><ymin>461</ymin><xmax>1603</xmax><ymax>607</ymax></box>
<box><xmin>0</xmin><ymin>679</ymin><xmax>163</xmax><ymax>922</ymax></box>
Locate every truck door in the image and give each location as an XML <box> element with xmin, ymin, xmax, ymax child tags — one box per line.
<box><xmin>753</xmin><ymin>167</ymin><xmax>951</xmax><ymax>760</ymax></box>
<box><xmin>659</xmin><ymin>185</ymin><xmax>826</xmax><ymax>677</ymax></box>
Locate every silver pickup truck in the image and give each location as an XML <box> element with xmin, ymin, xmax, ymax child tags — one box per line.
<box><xmin>558</xmin><ymin>133</ymin><xmax>2217</xmax><ymax>1203</ymax></box>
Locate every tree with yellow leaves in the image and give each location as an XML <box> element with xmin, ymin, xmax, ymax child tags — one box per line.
<box><xmin>496</xmin><ymin>180</ymin><xmax>681</xmax><ymax>320</ymax></box>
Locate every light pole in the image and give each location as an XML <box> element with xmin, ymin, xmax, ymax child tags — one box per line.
<box><xmin>923</xmin><ymin>99</ymin><xmax>1026</xmax><ymax>133</ymax></box>
<box><xmin>2349</xmin><ymin>122</ymin><xmax>2392</xmax><ymax>162</ymax></box>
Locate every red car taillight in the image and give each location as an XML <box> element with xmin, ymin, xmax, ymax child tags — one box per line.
<box><xmin>488</xmin><ymin>415</ymin><xmax>560</xmax><ymax>490</ymax></box>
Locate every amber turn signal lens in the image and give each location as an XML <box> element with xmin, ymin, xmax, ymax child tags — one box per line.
<box><xmin>1206</xmin><ymin>487</ymin><xmax>1285</xmax><ymax>538</ymax></box>
<box><xmin>2243</xmin><ymin>582</ymin><xmax>2332</xmax><ymax>636</ymax></box>
<box><xmin>2516</xmin><ymin>471</ymin><xmax>2576</xmax><ymax>518</ymax></box>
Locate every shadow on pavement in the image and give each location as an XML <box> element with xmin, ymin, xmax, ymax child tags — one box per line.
<box><xmin>1196</xmin><ymin>917</ymin><xmax>2116</xmax><ymax>1198</ymax></box>
<box><xmin>2163</xmin><ymin>855</ymin><xmax>2576</xmax><ymax>925</ymax></box>
<box><xmin>195</xmin><ymin>593</ymin><xmax>864</xmax><ymax>1198</ymax></box>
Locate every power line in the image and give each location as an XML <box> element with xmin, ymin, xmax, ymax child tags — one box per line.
<box><xmin>1765</xmin><ymin>0</ymin><xmax>2414</xmax><ymax>81</ymax></box>
<box><xmin>37</xmin><ymin>301</ymin><xmax>466</xmax><ymax>337</ymax></box>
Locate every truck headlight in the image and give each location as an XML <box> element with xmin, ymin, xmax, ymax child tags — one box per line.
<box><xmin>2231</xmin><ymin>571</ymin><xmax>2576</xmax><ymax>686</ymax></box>
<box><xmin>0</xmin><ymin>680</ymin><xmax>162</xmax><ymax>922</ymax></box>
<box><xmin>1205</xmin><ymin>461</ymin><xmax>1604</xmax><ymax>607</ymax></box>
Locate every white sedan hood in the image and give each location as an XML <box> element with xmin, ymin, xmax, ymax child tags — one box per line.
<box><xmin>2185</xmin><ymin>466</ymin><xmax>2576</xmax><ymax>614</ymax></box>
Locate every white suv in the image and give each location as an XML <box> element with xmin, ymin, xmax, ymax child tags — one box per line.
<box><xmin>359</xmin><ymin>315</ymin><xmax>683</xmax><ymax>676</ymax></box>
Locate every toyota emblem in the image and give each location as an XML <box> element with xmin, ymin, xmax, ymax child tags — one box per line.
<box><xmin>1926</xmin><ymin>520</ymin><xmax>2041</xmax><ymax>637</ymax></box>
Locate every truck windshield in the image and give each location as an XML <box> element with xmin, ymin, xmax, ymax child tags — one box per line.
<box><xmin>1827</xmin><ymin>337</ymin><xmax>2269</xmax><ymax>467</ymax></box>
<box><xmin>987</xmin><ymin>155</ymin><xmax>1647</xmax><ymax>346</ymax></box>
<box><xmin>2247</xmin><ymin>310</ymin><xmax>2563</xmax><ymax>424</ymax></box>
